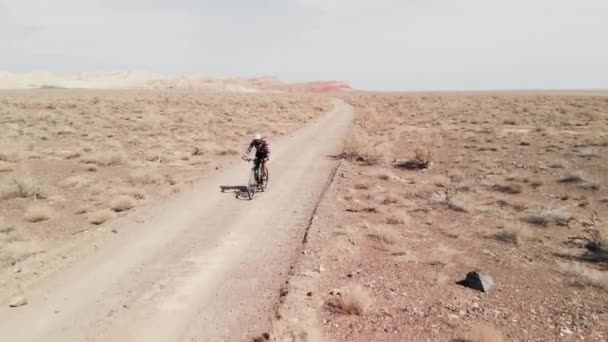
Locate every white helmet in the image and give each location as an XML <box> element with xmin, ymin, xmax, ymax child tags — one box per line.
<box><xmin>253</xmin><ymin>133</ymin><xmax>262</xmax><ymax>140</ymax></box>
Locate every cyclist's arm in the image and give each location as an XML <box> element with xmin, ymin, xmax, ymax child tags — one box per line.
<box><xmin>243</xmin><ymin>141</ymin><xmax>254</xmax><ymax>157</ymax></box>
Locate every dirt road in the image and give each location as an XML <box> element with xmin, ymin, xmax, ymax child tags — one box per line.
<box><xmin>0</xmin><ymin>99</ymin><xmax>354</xmax><ymax>341</ymax></box>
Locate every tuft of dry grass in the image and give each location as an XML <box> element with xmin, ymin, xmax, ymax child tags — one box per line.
<box><xmin>84</xmin><ymin>164</ymin><xmax>98</xmax><ymax>172</ymax></box>
<box><xmin>523</xmin><ymin>208</ymin><xmax>572</xmax><ymax>227</ymax></box>
<box><xmin>88</xmin><ymin>210</ymin><xmax>115</xmax><ymax>225</ymax></box>
<box><xmin>367</xmin><ymin>225</ymin><xmax>400</xmax><ymax>244</ymax></box>
<box><xmin>109</xmin><ymin>195</ymin><xmax>135</xmax><ymax>212</ymax></box>
<box><xmin>386</xmin><ymin>209</ymin><xmax>410</xmax><ymax>225</ymax></box>
<box><xmin>493</xmin><ymin>229</ymin><xmax>521</xmax><ymax>245</ymax></box>
<box><xmin>492</xmin><ymin>183</ymin><xmax>522</xmax><ymax>194</ymax></box>
<box><xmin>0</xmin><ymin>151</ymin><xmax>18</xmax><ymax>162</ymax></box>
<box><xmin>124</xmin><ymin>188</ymin><xmax>147</xmax><ymax>200</ymax></box>
<box><xmin>128</xmin><ymin>169</ymin><xmax>161</xmax><ymax>185</ymax></box>
<box><xmin>565</xmin><ymin>264</ymin><xmax>608</xmax><ymax>291</ymax></box>
<box><xmin>469</xmin><ymin>325</ymin><xmax>504</xmax><ymax>342</ymax></box>
<box><xmin>433</xmin><ymin>189</ymin><xmax>468</xmax><ymax>213</ymax></box>
<box><xmin>81</xmin><ymin>151</ymin><xmax>126</xmax><ymax>167</ymax></box>
<box><xmin>326</xmin><ymin>286</ymin><xmax>372</xmax><ymax>316</ymax></box>
<box><xmin>24</xmin><ymin>205</ymin><xmax>53</xmax><ymax>223</ymax></box>
<box><xmin>0</xmin><ymin>175</ymin><xmax>45</xmax><ymax>200</ymax></box>
<box><xmin>394</xmin><ymin>146</ymin><xmax>432</xmax><ymax>170</ymax></box>
<box><xmin>375</xmin><ymin>169</ymin><xmax>396</xmax><ymax>181</ymax></box>
<box><xmin>380</xmin><ymin>193</ymin><xmax>401</xmax><ymax>206</ymax></box>
<box><xmin>0</xmin><ymin>161</ymin><xmax>14</xmax><ymax>172</ymax></box>
<box><xmin>340</xmin><ymin>129</ymin><xmax>383</xmax><ymax>165</ymax></box>
<box><xmin>579</xmin><ymin>181</ymin><xmax>600</xmax><ymax>191</ymax></box>
<box><xmin>559</xmin><ymin>171</ymin><xmax>585</xmax><ymax>183</ymax></box>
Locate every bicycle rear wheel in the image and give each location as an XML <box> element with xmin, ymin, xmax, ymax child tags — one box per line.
<box><xmin>260</xmin><ymin>168</ymin><xmax>269</xmax><ymax>191</ymax></box>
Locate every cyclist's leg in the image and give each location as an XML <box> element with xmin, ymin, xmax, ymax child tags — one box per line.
<box><xmin>254</xmin><ymin>158</ymin><xmax>262</xmax><ymax>182</ymax></box>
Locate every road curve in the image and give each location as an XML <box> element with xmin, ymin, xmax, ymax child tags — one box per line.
<box><xmin>0</xmin><ymin>99</ymin><xmax>354</xmax><ymax>342</ymax></box>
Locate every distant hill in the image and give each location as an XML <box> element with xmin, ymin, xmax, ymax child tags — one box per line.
<box><xmin>0</xmin><ymin>71</ymin><xmax>352</xmax><ymax>93</ymax></box>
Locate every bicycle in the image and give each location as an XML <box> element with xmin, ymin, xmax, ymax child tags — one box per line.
<box><xmin>243</xmin><ymin>157</ymin><xmax>269</xmax><ymax>199</ymax></box>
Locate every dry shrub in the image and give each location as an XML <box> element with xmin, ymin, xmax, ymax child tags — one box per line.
<box><xmin>492</xmin><ymin>183</ymin><xmax>522</xmax><ymax>194</ymax></box>
<box><xmin>493</xmin><ymin>229</ymin><xmax>521</xmax><ymax>245</ymax></box>
<box><xmin>394</xmin><ymin>146</ymin><xmax>432</xmax><ymax>170</ymax></box>
<box><xmin>340</xmin><ymin>129</ymin><xmax>382</xmax><ymax>165</ymax></box>
<box><xmin>386</xmin><ymin>209</ymin><xmax>410</xmax><ymax>225</ymax></box>
<box><xmin>88</xmin><ymin>210</ymin><xmax>115</xmax><ymax>225</ymax></box>
<box><xmin>109</xmin><ymin>195</ymin><xmax>135</xmax><ymax>212</ymax></box>
<box><xmin>565</xmin><ymin>264</ymin><xmax>608</xmax><ymax>291</ymax></box>
<box><xmin>375</xmin><ymin>169</ymin><xmax>397</xmax><ymax>181</ymax></box>
<box><xmin>380</xmin><ymin>193</ymin><xmax>401</xmax><ymax>206</ymax></box>
<box><xmin>469</xmin><ymin>325</ymin><xmax>504</xmax><ymax>342</ymax></box>
<box><xmin>124</xmin><ymin>188</ymin><xmax>147</xmax><ymax>200</ymax></box>
<box><xmin>433</xmin><ymin>189</ymin><xmax>468</xmax><ymax>213</ymax></box>
<box><xmin>129</xmin><ymin>169</ymin><xmax>161</xmax><ymax>185</ymax></box>
<box><xmin>81</xmin><ymin>151</ymin><xmax>126</xmax><ymax>166</ymax></box>
<box><xmin>84</xmin><ymin>164</ymin><xmax>98</xmax><ymax>172</ymax></box>
<box><xmin>579</xmin><ymin>182</ymin><xmax>600</xmax><ymax>191</ymax></box>
<box><xmin>0</xmin><ymin>151</ymin><xmax>18</xmax><ymax>162</ymax></box>
<box><xmin>559</xmin><ymin>171</ymin><xmax>585</xmax><ymax>183</ymax></box>
<box><xmin>523</xmin><ymin>208</ymin><xmax>572</xmax><ymax>227</ymax></box>
<box><xmin>64</xmin><ymin>151</ymin><xmax>82</xmax><ymax>160</ymax></box>
<box><xmin>367</xmin><ymin>225</ymin><xmax>399</xmax><ymax>244</ymax></box>
<box><xmin>59</xmin><ymin>175</ymin><xmax>93</xmax><ymax>188</ymax></box>
<box><xmin>326</xmin><ymin>286</ymin><xmax>372</xmax><ymax>316</ymax></box>
<box><xmin>0</xmin><ymin>161</ymin><xmax>14</xmax><ymax>172</ymax></box>
<box><xmin>75</xmin><ymin>206</ymin><xmax>88</xmax><ymax>215</ymax></box>
<box><xmin>24</xmin><ymin>205</ymin><xmax>53</xmax><ymax>223</ymax></box>
<box><xmin>353</xmin><ymin>183</ymin><xmax>370</xmax><ymax>190</ymax></box>
<box><xmin>0</xmin><ymin>175</ymin><xmax>45</xmax><ymax>200</ymax></box>
<box><xmin>215</xmin><ymin>148</ymin><xmax>239</xmax><ymax>156</ymax></box>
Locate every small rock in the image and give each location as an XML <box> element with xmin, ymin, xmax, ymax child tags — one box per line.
<box><xmin>462</xmin><ymin>271</ymin><xmax>495</xmax><ymax>293</ymax></box>
<box><xmin>9</xmin><ymin>296</ymin><xmax>27</xmax><ymax>308</ymax></box>
<box><xmin>14</xmin><ymin>265</ymin><xmax>22</xmax><ymax>273</ymax></box>
<box><xmin>111</xmin><ymin>229</ymin><xmax>118</xmax><ymax>234</ymax></box>
<box><xmin>306</xmin><ymin>292</ymin><xmax>313</xmax><ymax>297</ymax></box>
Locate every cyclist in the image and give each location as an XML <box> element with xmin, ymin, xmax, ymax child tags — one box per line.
<box><xmin>242</xmin><ymin>133</ymin><xmax>270</xmax><ymax>182</ymax></box>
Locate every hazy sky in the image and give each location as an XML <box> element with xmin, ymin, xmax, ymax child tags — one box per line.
<box><xmin>1</xmin><ymin>0</ymin><xmax>607</xmax><ymax>90</ymax></box>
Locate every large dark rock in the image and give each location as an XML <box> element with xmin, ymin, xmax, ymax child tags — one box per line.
<box><xmin>462</xmin><ymin>271</ymin><xmax>495</xmax><ymax>293</ymax></box>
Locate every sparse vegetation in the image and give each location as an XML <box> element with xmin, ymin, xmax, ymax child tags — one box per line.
<box><xmin>24</xmin><ymin>205</ymin><xmax>53</xmax><ymax>223</ymax></box>
<box><xmin>81</xmin><ymin>151</ymin><xmax>126</xmax><ymax>166</ymax></box>
<box><xmin>88</xmin><ymin>210</ymin><xmax>115</xmax><ymax>225</ymax></box>
<box><xmin>0</xmin><ymin>161</ymin><xmax>14</xmax><ymax>172</ymax></box>
<box><xmin>433</xmin><ymin>189</ymin><xmax>468</xmax><ymax>212</ymax></box>
<box><xmin>325</xmin><ymin>286</ymin><xmax>372</xmax><ymax>316</ymax></box>
<box><xmin>367</xmin><ymin>225</ymin><xmax>400</xmax><ymax>244</ymax></box>
<box><xmin>394</xmin><ymin>146</ymin><xmax>432</xmax><ymax>170</ymax></box>
<box><xmin>492</xmin><ymin>182</ymin><xmax>522</xmax><ymax>194</ymax></box>
<box><xmin>0</xmin><ymin>175</ymin><xmax>45</xmax><ymax>200</ymax></box>
<box><xmin>109</xmin><ymin>195</ymin><xmax>135</xmax><ymax>212</ymax></box>
<box><xmin>565</xmin><ymin>264</ymin><xmax>608</xmax><ymax>291</ymax></box>
<box><xmin>579</xmin><ymin>181</ymin><xmax>600</xmax><ymax>191</ymax></box>
<box><xmin>493</xmin><ymin>228</ymin><xmax>521</xmax><ymax>245</ymax></box>
<box><xmin>559</xmin><ymin>171</ymin><xmax>584</xmax><ymax>183</ymax></box>
<box><xmin>523</xmin><ymin>208</ymin><xmax>572</xmax><ymax>227</ymax></box>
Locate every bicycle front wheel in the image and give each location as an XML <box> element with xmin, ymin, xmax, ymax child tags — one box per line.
<box><xmin>247</xmin><ymin>169</ymin><xmax>257</xmax><ymax>200</ymax></box>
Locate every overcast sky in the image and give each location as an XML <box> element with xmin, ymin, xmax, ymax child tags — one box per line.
<box><xmin>1</xmin><ymin>0</ymin><xmax>607</xmax><ymax>90</ymax></box>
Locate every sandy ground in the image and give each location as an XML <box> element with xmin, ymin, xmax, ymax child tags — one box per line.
<box><xmin>2</xmin><ymin>90</ymin><xmax>607</xmax><ymax>342</ymax></box>
<box><xmin>0</xmin><ymin>89</ymin><xmax>330</xmax><ymax>283</ymax></box>
<box><xmin>0</xmin><ymin>98</ymin><xmax>353</xmax><ymax>341</ymax></box>
<box><xmin>273</xmin><ymin>93</ymin><xmax>608</xmax><ymax>342</ymax></box>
